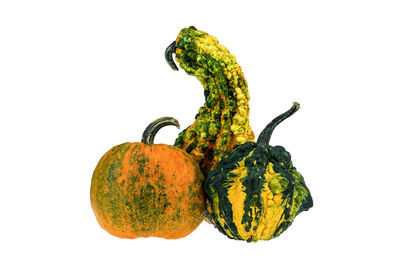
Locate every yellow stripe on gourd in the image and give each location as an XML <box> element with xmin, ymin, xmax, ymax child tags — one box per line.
<box><xmin>227</xmin><ymin>164</ymin><xmax>248</xmax><ymax>239</ymax></box>
<box><xmin>253</xmin><ymin>162</ymin><xmax>286</xmax><ymax>240</ymax></box>
<box><xmin>259</xmin><ymin>184</ymin><xmax>286</xmax><ymax>240</ymax></box>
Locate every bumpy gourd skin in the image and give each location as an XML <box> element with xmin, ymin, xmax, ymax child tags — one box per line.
<box><xmin>173</xmin><ymin>26</ymin><xmax>254</xmax><ymax>173</ymax></box>
<box><xmin>204</xmin><ymin>142</ymin><xmax>313</xmax><ymax>242</ymax></box>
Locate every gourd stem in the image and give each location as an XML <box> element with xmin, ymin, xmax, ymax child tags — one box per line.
<box><xmin>165</xmin><ymin>41</ymin><xmax>178</xmax><ymax>71</ymax></box>
<box><xmin>256</xmin><ymin>102</ymin><xmax>300</xmax><ymax>147</ymax></box>
<box><xmin>141</xmin><ymin>117</ymin><xmax>180</xmax><ymax>145</ymax></box>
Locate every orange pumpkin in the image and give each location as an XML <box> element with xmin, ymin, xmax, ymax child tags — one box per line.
<box><xmin>90</xmin><ymin>117</ymin><xmax>206</xmax><ymax>239</ymax></box>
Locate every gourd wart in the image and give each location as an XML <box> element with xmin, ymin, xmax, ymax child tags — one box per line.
<box><xmin>165</xmin><ymin>26</ymin><xmax>255</xmax><ymax>174</ymax></box>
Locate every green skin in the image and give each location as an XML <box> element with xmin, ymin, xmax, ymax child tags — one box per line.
<box><xmin>204</xmin><ymin>103</ymin><xmax>313</xmax><ymax>242</ymax></box>
<box><xmin>169</xmin><ymin>26</ymin><xmax>254</xmax><ymax>173</ymax></box>
<box><xmin>204</xmin><ymin>142</ymin><xmax>313</xmax><ymax>241</ymax></box>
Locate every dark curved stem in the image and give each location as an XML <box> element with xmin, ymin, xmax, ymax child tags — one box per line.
<box><xmin>165</xmin><ymin>41</ymin><xmax>178</xmax><ymax>71</ymax></box>
<box><xmin>141</xmin><ymin>117</ymin><xmax>180</xmax><ymax>145</ymax></box>
<box><xmin>256</xmin><ymin>102</ymin><xmax>300</xmax><ymax>147</ymax></box>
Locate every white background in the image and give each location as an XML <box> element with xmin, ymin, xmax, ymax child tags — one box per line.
<box><xmin>1</xmin><ymin>0</ymin><xmax>399</xmax><ymax>266</ymax></box>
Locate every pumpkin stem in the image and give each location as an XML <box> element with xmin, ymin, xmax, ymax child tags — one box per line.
<box><xmin>165</xmin><ymin>41</ymin><xmax>178</xmax><ymax>71</ymax></box>
<box><xmin>141</xmin><ymin>117</ymin><xmax>180</xmax><ymax>145</ymax></box>
<box><xmin>256</xmin><ymin>102</ymin><xmax>300</xmax><ymax>147</ymax></box>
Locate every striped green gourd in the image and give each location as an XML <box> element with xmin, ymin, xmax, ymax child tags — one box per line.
<box><xmin>204</xmin><ymin>103</ymin><xmax>313</xmax><ymax>242</ymax></box>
